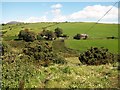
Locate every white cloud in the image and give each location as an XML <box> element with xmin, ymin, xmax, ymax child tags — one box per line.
<box><xmin>52</xmin><ymin>15</ymin><xmax>67</xmax><ymax>22</ymax></box>
<box><xmin>24</xmin><ymin>5</ymin><xmax>118</xmax><ymax>23</ymax></box>
<box><xmin>50</xmin><ymin>4</ymin><xmax>67</xmax><ymax>22</ymax></box>
<box><xmin>3</xmin><ymin>4</ymin><xmax>118</xmax><ymax>24</ymax></box>
<box><xmin>51</xmin><ymin>9</ymin><xmax>61</xmax><ymax>16</ymax></box>
<box><xmin>69</xmin><ymin>5</ymin><xmax>118</xmax><ymax>21</ymax></box>
<box><xmin>51</xmin><ymin>4</ymin><xmax>62</xmax><ymax>9</ymax></box>
<box><xmin>25</xmin><ymin>16</ymin><xmax>48</xmax><ymax>23</ymax></box>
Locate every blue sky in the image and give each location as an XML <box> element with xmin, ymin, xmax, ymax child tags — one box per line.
<box><xmin>1</xmin><ymin>2</ymin><xmax>118</xmax><ymax>23</ymax></box>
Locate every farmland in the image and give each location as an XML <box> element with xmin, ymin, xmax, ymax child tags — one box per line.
<box><xmin>2</xmin><ymin>22</ymin><xmax>118</xmax><ymax>53</ymax></box>
<box><xmin>1</xmin><ymin>22</ymin><xmax>119</xmax><ymax>88</ymax></box>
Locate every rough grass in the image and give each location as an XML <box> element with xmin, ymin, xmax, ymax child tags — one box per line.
<box><xmin>42</xmin><ymin>57</ymin><xmax>118</xmax><ymax>88</ymax></box>
<box><xmin>27</xmin><ymin>57</ymin><xmax>118</xmax><ymax>88</ymax></box>
<box><xmin>2</xmin><ymin>54</ymin><xmax>118</xmax><ymax>88</ymax></box>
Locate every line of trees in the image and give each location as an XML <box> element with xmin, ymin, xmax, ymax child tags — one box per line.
<box><xmin>18</xmin><ymin>27</ymin><xmax>68</xmax><ymax>42</ymax></box>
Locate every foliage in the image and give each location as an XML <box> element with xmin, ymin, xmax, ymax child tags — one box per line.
<box><xmin>52</xmin><ymin>40</ymin><xmax>79</xmax><ymax>57</ymax></box>
<box><xmin>2</xmin><ymin>23</ymin><xmax>6</xmax><ymax>26</ymax></box>
<box><xmin>52</xmin><ymin>55</ymin><xmax>67</xmax><ymax>64</ymax></box>
<box><xmin>44</xmin><ymin>30</ymin><xmax>56</xmax><ymax>40</ymax></box>
<box><xmin>62</xmin><ymin>34</ymin><xmax>68</xmax><ymax>38</ymax></box>
<box><xmin>54</xmin><ymin>27</ymin><xmax>63</xmax><ymax>37</ymax></box>
<box><xmin>79</xmin><ymin>47</ymin><xmax>116</xmax><ymax>65</ymax></box>
<box><xmin>73</xmin><ymin>34</ymin><xmax>81</xmax><ymax>40</ymax></box>
<box><xmin>2</xmin><ymin>53</ymin><xmax>118</xmax><ymax>88</ymax></box>
<box><xmin>18</xmin><ymin>29</ymin><xmax>36</xmax><ymax>42</ymax></box>
<box><xmin>37</xmin><ymin>33</ymin><xmax>44</xmax><ymax>40</ymax></box>
<box><xmin>2</xmin><ymin>53</ymin><xmax>41</xmax><ymax>88</ymax></box>
<box><xmin>23</xmin><ymin>41</ymin><xmax>66</xmax><ymax>64</ymax></box>
<box><xmin>2</xmin><ymin>31</ymin><xmax>7</xmax><ymax>35</ymax></box>
<box><xmin>2</xmin><ymin>42</ymin><xmax>10</xmax><ymax>55</ymax></box>
<box><xmin>106</xmin><ymin>36</ymin><xmax>118</xmax><ymax>39</ymax></box>
<box><xmin>38</xmin><ymin>30</ymin><xmax>56</xmax><ymax>40</ymax></box>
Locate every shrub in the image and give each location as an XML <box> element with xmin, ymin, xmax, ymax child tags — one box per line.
<box><xmin>79</xmin><ymin>47</ymin><xmax>116</xmax><ymax>65</ymax></box>
<box><xmin>38</xmin><ymin>30</ymin><xmax>56</xmax><ymax>40</ymax></box>
<box><xmin>37</xmin><ymin>33</ymin><xmax>44</xmax><ymax>40</ymax></box>
<box><xmin>18</xmin><ymin>29</ymin><xmax>36</xmax><ymax>42</ymax></box>
<box><xmin>73</xmin><ymin>34</ymin><xmax>81</xmax><ymax>40</ymax></box>
<box><xmin>23</xmin><ymin>41</ymin><xmax>66</xmax><ymax>64</ymax></box>
<box><xmin>52</xmin><ymin>55</ymin><xmax>67</xmax><ymax>64</ymax></box>
<box><xmin>44</xmin><ymin>30</ymin><xmax>56</xmax><ymax>40</ymax></box>
<box><xmin>54</xmin><ymin>27</ymin><xmax>63</xmax><ymax>37</ymax></box>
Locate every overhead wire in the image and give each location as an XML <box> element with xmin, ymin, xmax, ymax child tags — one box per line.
<box><xmin>85</xmin><ymin>1</ymin><xmax>119</xmax><ymax>34</ymax></box>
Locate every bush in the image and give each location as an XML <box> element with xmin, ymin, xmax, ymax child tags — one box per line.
<box><xmin>54</xmin><ymin>27</ymin><xmax>63</xmax><ymax>37</ymax></box>
<box><xmin>18</xmin><ymin>29</ymin><xmax>36</xmax><ymax>42</ymax></box>
<box><xmin>23</xmin><ymin>41</ymin><xmax>66</xmax><ymax>64</ymax></box>
<box><xmin>52</xmin><ymin>55</ymin><xmax>67</xmax><ymax>64</ymax></box>
<box><xmin>38</xmin><ymin>30</ymin><xmax>56</xmax><ymax>40</ymax></box>
<box><xmin>73</xmin><ymin>34</ymin><xmax>81</xmax><ymax>40</ymax></box>
<box><xmin>79</xmin><ymin>47</ymin><xmax>116</xmax><ymax>65</ymax></box>
<box><xmin>37</xmin><ymin>33</ymin><xmax>44</xmax><ymax>40</ymax></box>
<box><xmin>106</xmin><ymin>36</ymin><xmax>117</xmax><ymax>39</ymax></box>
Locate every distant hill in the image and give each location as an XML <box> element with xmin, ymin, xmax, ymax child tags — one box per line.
<box><xmin>7</xmin><ymin>21</ymin><xmax>23</xmax><ymax>24</ymax></box>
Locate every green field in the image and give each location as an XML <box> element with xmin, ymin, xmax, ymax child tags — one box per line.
<box><xmin>47</xmin><ymin>22</ymin><xmax>118</xmax><ymax>38</ymax></box>
<box><xmin>2</xmin><ymin>22</ymin><xmax>118</xmax><ymax>54</ymax></box>
<box><xmin>65</xmin><ymin>39</ymin><xmax>118</xmax><ymax>54</ymax></box>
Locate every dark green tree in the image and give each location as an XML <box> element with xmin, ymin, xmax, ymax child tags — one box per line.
<box><xmin>18</xmin><ymin>29</ymin><xmax>36</xmax><ymax>42</ymax></box>
<box><xmin>38</xmin><ymin>30</ymin><xmax>56</xmax><ymax>40</ymax></box>
<box><xmin>37</xmin><ymin>33</ymin><xmax>44</xmax><ymax>40</ymax></box>
<box><xmin>54</xmin><ymin>27</ymin><xmax>63</xmax><ymax>37</ymax></box>
<box><xmin>45</xmin><ymin>30</ymin><xmax>56</xmax><ymax>40</ymax></box>
<box><xmin>73</xmin><ymin>34</ymin><xmax>81</xmax><ymax>40</ymax></box>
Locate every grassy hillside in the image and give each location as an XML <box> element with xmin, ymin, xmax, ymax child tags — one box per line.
<box><xmin>47</xmin><ymin>22</ymin><xmax>118</xmax><ymax>39</ymax></box>
<box><xmin>2</xmin><ymin>22</ymin><xmax>118</xmax><ymax>53</ymax></box>
<box><xmin>2</xmin><ymin>22</ymin><xmax>118</xmax><ymax>38</ymax></box>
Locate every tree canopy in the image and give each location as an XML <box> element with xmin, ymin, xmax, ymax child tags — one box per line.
<box><xmin>54</xmin><ymin>27</ymin><xmax>63</xmax><ymax>37</ymax></box>
<box><xmin>18</xmin><ymin>29</ymin><xmax>36</xmax><ymax>42</ymax></box>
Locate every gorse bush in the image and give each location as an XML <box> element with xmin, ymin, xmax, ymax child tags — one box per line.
<box><xmin>79</xmin><ymin>47</ymin><xmax>116</xmax><ymax>65</ymax></box>
<box><xmin>23</xmin><ymin>41</ymin><xmax>53</xmax><ymax>60</ymax></box>
<box><xmin>23</xmin><ymin>41</ymin><xmax>66</xmax><ymax>64</ymax></box>
<box><xmin>18</xmin><ymin>29</ymin><xmax>36</xmax><ymax>42</ymax></box>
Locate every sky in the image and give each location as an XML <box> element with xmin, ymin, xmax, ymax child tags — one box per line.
<box><xmin>1</xmin><ymin>1</ymin><xmax>119</xmax><ymax>23</ymax></box>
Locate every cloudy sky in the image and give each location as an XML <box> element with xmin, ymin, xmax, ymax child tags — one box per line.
<box><xmin>2</xmin><ymin>2</ymin><xmax>118</xmax><ymax>23</ymax></box>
